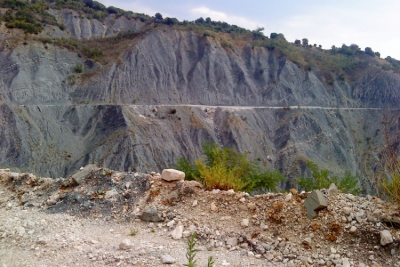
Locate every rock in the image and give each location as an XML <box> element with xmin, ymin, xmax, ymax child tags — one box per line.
<box><xmin>166</xmin><ymin>220</ymin><xmax>175</xmax><ymax>227</ymax></box>
<box><xmin>184</xmin><ymin>180</ymin><xmax>203</xmax><ymax>188</ymax></box>
<box><xmin>342</xmin><ymin>258</ymin><xmax>350</xmax><ymax>267</ymax></box>
<box><xmin>290</xmin><ymin>188</ymin><xmax>298</xmax><ymax>195</ymax></box>
<box><xmin>343</xmin><ymin>207</ymin><xmax>352</xmax><ymax>215</ymax></box>
<box><xmin>210</xmin><ymin>202</ymin><xmax>218</xmax><ymax>211</ymax></box>
<box><xmin>350</xmin><ymin>226</ymin><xmax>357</xmax><ymax>233</ymax></box>
<box><xmin>247</xmin><ymin>202</ymin><xmax>257</xmax><ymax>210</ymax></box>
<box><xmin>141</xmin><ymin>209</ymin><xmax>163</xmax><ymax>222</ymax></box>
<box><xmin>16</xmin><ymin>226</ymin><xmax>26</xmax><ymax>236</ymax></box>
<box><xmin>161</xmin><ymin>254</ymin><xmax>176</xmax><ymax>264</ymax></box>
<box><xmin>192</xmin><ymin>200</ymin><xmax>198</xmax><ymax>207</ymax></box>
<box><xmin>304</xmin><ymin>190</ymin><xmax>328</xmax><ymax>219</ymax></box>
<box><xmin>119</xmin><ymin>239</ymin><xmax>132</xmax><ymax>250</ymax></box>
<box><xmin>380</xmin><ymin>230</ymin><xmax>393</xmax><ymax>246</ymax></box>
<box><xmin>171</xmin><ymin>224</ymin><xmax>184</xmax><ymax>239</ymax></box>
<box><xmin>328</xmin><ymin>183</ymin><xmax>338</xmax><ymax>195</ymax></box>
<box><xmin>285</xmin><ymin>193</ymin><xmax>292</xmax><ymax>202</ymax></box>
<box><xmin>161</xmin><ymin>169</ymin><xmax>185</xmax><ymax>181</ymax></box>
<box><xmin>226</xmin><ymin>237</ymin><xmax>238</xmax><ymax>247</ymax></box>
<box><xmin>71</xmin><ymin>164</ymin><xmax>98</xmax><ymax>184</ymax></box>
<box><xmin>260</xmin><ymin>223</ymin><xmax>268</xmax><ymax>230</ymax></box>
<box><xmin>241</xmin><ymin>219</ymin><xmax>249</xmax><ymax>227</ymax></box>
<box><xmin>105</xmin><ymin>189</ymin><xmax>119</xmax><ymax>200</ymax></box>
<box><xmin>303</xmin><ymin>237</ymin><xmax>312</xmax><ymax>246</ymax></box>
<box><xmin>165</xmin><ymin>190</ymin><xmax>179</xmax><ymax>203</ymax></box>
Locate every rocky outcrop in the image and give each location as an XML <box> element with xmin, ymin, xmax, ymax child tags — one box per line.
<box><xmin>46</xmin><ymin>8</ymin><xmax>144</xmax><ymax>39</ymax></box>
<box><xmin>0</xmin><ymin>29</ymin><xmax>399</xmax><ymax>193</ymax></box>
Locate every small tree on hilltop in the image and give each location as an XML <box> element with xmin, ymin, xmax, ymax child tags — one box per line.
<box><xmin>155</xmin><ymin>12</ymin><xmax>163</xmax><ymax>20</ymax></box>
<box><xmin>302</xmin><ymin>38</ymin><xmax>309</xmax><ymax>46</ymax></box>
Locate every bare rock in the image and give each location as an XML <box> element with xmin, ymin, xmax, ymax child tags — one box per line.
<box><xmin>328</xmin><ymin>183</ymin><xmax>339</xmax><ymax>196</ymax></box>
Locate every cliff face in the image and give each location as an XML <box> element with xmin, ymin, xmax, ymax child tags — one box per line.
<box><xmin>0</xmin><ymin>12</ymin><xmax>399</xmax><ymax>192</ymax></box>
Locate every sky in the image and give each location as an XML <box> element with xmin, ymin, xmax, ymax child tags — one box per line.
<box><xmin>97</xmin><ymin>0</ymin><xmax>400</xmax><ymax>60</ymax></box>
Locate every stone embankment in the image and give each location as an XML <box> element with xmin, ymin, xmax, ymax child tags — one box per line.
<box><xmin>1</xmin><ymin>166</ymin><xmax>400</xmax><ymax>267</ymax></box>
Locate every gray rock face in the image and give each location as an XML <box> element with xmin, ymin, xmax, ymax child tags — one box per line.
<box><xmin>0</xmin><ymin>29</ymin><xmax>399</xmax><ymax>194</ymax></box>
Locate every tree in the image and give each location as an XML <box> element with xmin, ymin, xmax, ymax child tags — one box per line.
<box><xmin>195</xmin><ymin>17</ymin><xmax>205</xmax><ymax>24</ymax></box>
<box><xmin>270</xmin><ymin>32</ymin><xmax>278</xmax><ymax>39</ymax></box>
<box><xmin>294</xmin><ymin>39</ymin><xmax>301</xmax><ymax>45</ymax></box>
<box><xmin>155</xmin><ymin>12</ymin><xmax>163</xmax><ymax>20</ymax></box>
<box><xmin>302</xmin><ymin>38</ymin><xmax>309</xmax><ymax>46</ymax></box>
<box><xmin>205</xmin><ymin>17</ymin><xmax>211</xmax><ymax>24</ymax></box>
<box><xmin>375</xmin><ymin>52</ymin><xmax>381</xmax><ymax>58</ymax></box>
<box><xmin>365</xmin><ymin>47</ymin><xmax>375</xmax><ymax>57</ymax></box>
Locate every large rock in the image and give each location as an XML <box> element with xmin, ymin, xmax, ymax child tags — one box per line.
<box><xmin>71</xmin><ymin>164</ymin><xmax>98</xmax><ymax>184</ymax></box>
<box><xmin>304</xmin><ymin>190</ymin><xmax>328</xmax><ymax>219</ymax></box>
<box><xmin>141</xmin><ymin>209</ymin><xmax>163</xmax><ymax>222</ymax></box>
<box><xmin>380</xmin><ymin>230</ymin><xmax>393</xmax><ymax>246</ymax></box>
<box><xmin>161</xmin><ymin>169</ymin><xmax>185</xmax><ymax>182</ymax></box>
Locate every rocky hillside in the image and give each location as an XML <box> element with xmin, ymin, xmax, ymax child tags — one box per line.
<box><xmin>1</xmin><ymin>167</ymin><xmax>400</xmax><ymax>266</ymax></box>
<box><xmin>0</xmin><ymin>0</ymin><xmax>399</xmax><ymax>193</ymax></box>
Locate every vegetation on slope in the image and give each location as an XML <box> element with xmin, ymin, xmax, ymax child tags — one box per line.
<box><xmin>174</xmin><ymin>142</ymin><xmax>285</xmax><ymax>193</ymax></box>
<box><xmin>1</xmin><ymin>0</ymin><xmax>400</xmax><ymax>82</ymax></box>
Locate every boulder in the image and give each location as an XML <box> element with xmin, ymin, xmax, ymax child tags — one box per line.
<box><xmin>161</xmin><ymin>169</ymin><xmax>185</xmax><ymax>181</ymax></box>
<box><xmin>304</xmin><ymin>190</ymin><xmax>328</xmax><ymax>219</ymax></box>
<box><xmin>71</xmin><ymin>164</ymin><xmax>98</xmax><ymax>184</ymax></box>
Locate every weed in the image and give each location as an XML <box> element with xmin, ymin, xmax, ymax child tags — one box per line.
<box><xmin>129</xmin><ymin>229</ymin><xmax>138</xmax><ymax>236</ymax></box>
<box><xmin>184</xmin><ymin>232</ymin><xmax>214</xmax><ymax>267</ymax></box>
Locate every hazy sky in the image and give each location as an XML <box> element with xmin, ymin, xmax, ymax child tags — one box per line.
<box><xmin>98</xmin><ymin>0</ymin><xmax>400</xmax><ymax>60</ymax></box>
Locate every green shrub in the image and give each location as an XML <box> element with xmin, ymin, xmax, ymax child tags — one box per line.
<box><xmin>173</xmin><ymin>142</ymin><xmax>284</xmax><ymax>192</ymax></box>
<box><xmin>298</xmin><ymin>161</ymin><xmax>361</xmax><ymax>194</ymax></box>
<box><xmin>173</xmin><ymin>158</ymin><xmax>199</xmax><ymax>181</ymax></box>
<box><xmin>73</xmin><ymin>63</ymin><xmax>83</xmax><ymax>73</ymax></box>
<box><xmin>380</xmin><ymin>159</ymin><xmax>400</xmax><ymax>204</ymax></box>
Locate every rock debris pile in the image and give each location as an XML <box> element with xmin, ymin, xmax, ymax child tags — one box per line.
<box><xmin>1</xmin><ymin>166</ymin><xmax>400</xmax><ymax>267</ymax></box>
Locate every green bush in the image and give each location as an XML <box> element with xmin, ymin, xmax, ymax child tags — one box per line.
<box><xmin>380</xmin><ymin>159</ymin><xmax>400</xmax><ymax>204</ymax></box>
<box><xmin>298</xmin><ymin>161</ymin><xmax>361</xmax><ymax>194</ymax></box>
<box><xmin>173</xmin><ymin>158</ymin><xmax>199</xmax><ymax>181</ymax></box>
<box><xmin>172</xmin><ymin>142</ymin><xmax>284</xmax><ymax>192</ymax></box>
<box><xmin>73</xmin><ymin>63</ymin><xmax>83</xmax><ymax>73</ymax></box>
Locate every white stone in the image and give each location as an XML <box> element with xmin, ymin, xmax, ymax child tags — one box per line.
<box><xmin>119</xmin><ymin>239</ymin><xmax>132</xmax><ymax>250</ymax></box>
<box><xmin>192</xmin><ymin>200</ymin><xmax>198</xmax><ymax>207</ymax></box>
<box><xmin>241</xmin><ymin>219</ymin><xmax>249</xmax><ymax>227</ymax></box>
<box><xmin>343</xmin><ymin>207</ymin><xmax>352</xmax><ymax>215</ymax></box>
<box><xmin>328</xmin><ymin>183</ymin><xmax>338</xmax><ymax>195</ymax></box>
<box><xmin>342</xmin><ymin>258</ymin><xmax>350</xmax><ymax>267</ymax></box>
<box><xmin>350</xmin><ymin>226</ymin><xmax>357</xmax><ymax>233</ymax></box>
<box><xmin>210</xmin><ymin>202</ymin><xmax>218</xmax><ymax>211</ymax></box>
<box><xmin>166</xmin><ymin>220</ymin><xmax>175</xmax><ymax>227</ymax></box>
<box><xmin>161</xmin><ymin>254</ymin><xmax>176</xmax><ymax>264</ymax></box>
<box><xmin>161</xmin><ymin>169</ymin><xmax>185</xmax><ymax>181</ymax></box>
<box><xmin>171</xmin><ymin>224</ymin><xmax>184</xmax><ymax>239</ymax></box>
<box><xmin>330</xmin><ymin>247</ymin><xmax>337</xmax><ymax>254</ymax></box>
<box><xmin>285</xmin><ymin>193</ymin><xmax>292</xmax><ymax>202</ymax></box>
<box><xmin>380</xmin><ymin>230</ymin><xmax>393</xmax><ymax>246</ymax></box>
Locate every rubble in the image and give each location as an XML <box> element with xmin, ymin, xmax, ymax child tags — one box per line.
<box><xmin>1</xmin><ymin>167</ymin><xmax>400</xmax><ymax>266</ymax></box>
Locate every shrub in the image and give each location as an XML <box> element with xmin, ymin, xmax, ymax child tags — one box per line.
<box><xmin>298</xmin><ymin>161</ymin><xmax>361</xmax><ymax>194</ymax></box>
<box><xmin>173</xmin><ymin>158</ymin><xmax>199</xmax><ymax>181</ymax></box>
<box><xmin>73</xmin><ymin>63</ymin><xmax>83</xmax><ymax>73</ymax></box>
<box><xmin>173</xmin><ymin>142</ymin><xmax>284</xmax><ymax>192</ymax></box>
<box><xmin>381</xmin><ymin>160</ymin><xmax>400</xmax><ymax>204</ymax></box>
